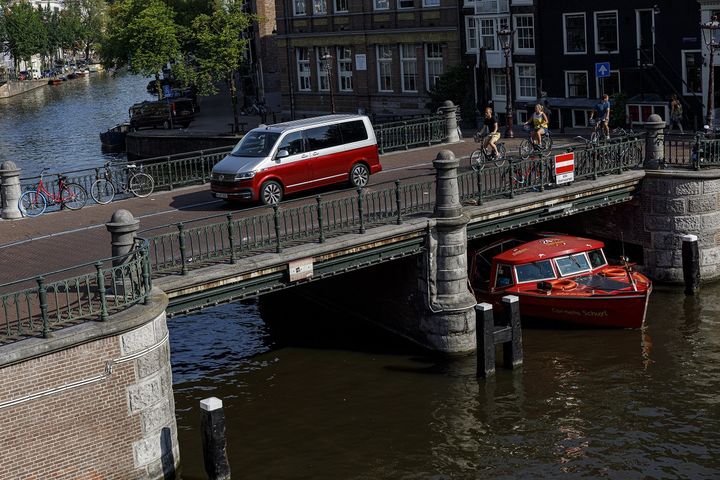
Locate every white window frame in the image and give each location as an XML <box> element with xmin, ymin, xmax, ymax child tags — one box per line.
<box><xmin>513</xmin><ymin>14</ymin><xmax>534</xmax><ymax>54</ymax></box>
<box><xmin>563</xmin><ymin>12</ymin><xmax>586</xmax><ymax>55</ymax></box>
<box><xmin>594</xmin><ymin>10</ymin><xmax>619</xmax><ymax>54</ymax></box>
<box><xmin>515</xmin><ymin>63</ymin><xmax>536</xmax><ymax>100</ymax></box>
<box><xmin>491</xmin><ymin>68</ymin><xmax>506</xmax><ymax>100</ymax></box>
<box><xmin>400</xmin><ymin>44</ymin><xmax>418</xmax><ymax>93</ymax></box>
<box><xmin>565</xmin><ymin>70</ymin><xmax>588</xmax><ymax>98</ymax></box>
<box><xmin>595</xmin><ymin>70</ymin><xmax>621</xmax><ymax>97</ymax></box>
<box><xmin>376</xmin><ymin>45</ymin><xmax>393</xmax><ymax>92</ymax></box>
<box><xmin>293</xmin><ymin>0</ymin><xmax>307</xmax><ymax>16</ymax></box>
<box><xmin>681</xmin><ymin>49</ymin><xmax>703</xmax><ymax>95</ymax></box>
<box><xmin>425</xmin><ymin>43</ymin><xmax>443</xmax><ymax>91</ymax></box>
<box><xmin>479</xmin><ymin>17</ymin><xmax>498</xmax><ymax>51</ymax></box>
<box><xmin>316</xmin><ymin>47</ymin><xmax>330</xmax><ymax>91</ymax></box>
<box><xmin>312</xmin><ymin>0</ymin><xmax>327</xmax><ymax>15</ymax></box>
<box><xmin>297</xmin><ymin>48</ymin><xmax>311</xmax><ymax>91</ymax></box>
<box><xmin>423</xmin><ymin>0</ymin><xmax>440</xmax><ymax>7</ymax></box>
<box><xmin>635</xmin><ymin>8</ymin><xmax>655</xmax><ymax>65</ymax></box>
<box><xmin>571</xmin><ymin>109</ymin><xmax>593</xmax><ymax>128</ymax></box>
<box><xmin>337</xmin><ymin>47</ymin><xmax>353</xmax><ymax>92</ymax></box>
<box><xmin>516</xmin><ymin>110</ymin><xmax>528</xmax><ymax>125</ymax></box>
<box><xmin>465</xmin><ymin>17</ymin><xmax>478</xmax><ymax>53</ymax></box>
<box><xmin>334</xmin><ymin>0</ymin><xmax>348</xmax><ymax>12</ymax></box>
<box><xmin>374</xmin><ymin>0</ymin><xmax>389</xmax><ymax>10</ymax></box>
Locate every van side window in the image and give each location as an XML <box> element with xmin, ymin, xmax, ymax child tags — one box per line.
<box><xmin>306</xmin><ymin>125</ymin><xmax>343</xmax><ymax>150</ymax></box>
<box><xmin>339</xmin><ymin>120</ymin><xmax>368</xmax><ymax>143</ymax></box>
<box><xmin>278</xmin><ymin>131</ymin><xmax>304</xmax><ymax>155</ymax></box>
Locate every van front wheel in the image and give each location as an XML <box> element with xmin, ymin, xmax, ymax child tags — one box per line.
<box><xmin>350</xmin><ymin>163</ymin><xmax>370</xmax><ymax>188</ymax></box>
<box><xmin>260</xmin><ymin>180</ymin><xmax>283</xmax><ymax>205</ymax></box>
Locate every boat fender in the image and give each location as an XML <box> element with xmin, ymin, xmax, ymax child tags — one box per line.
<box><xmin>601</xmin><ymin>267</ymin><xmax>627</xmax><ymax>277</ymax></box>
<box><xmin>550</xmin><ymin>279</ymin><xmax>577</xmax><ymax>291</ymax></box>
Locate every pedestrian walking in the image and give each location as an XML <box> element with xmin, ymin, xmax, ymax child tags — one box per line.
<box><xmin>670</xmin><ymin>94</ymin><xmax>684</xmax><ymax>134</ymax></box>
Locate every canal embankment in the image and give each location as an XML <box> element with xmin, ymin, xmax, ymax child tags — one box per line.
<box><xmin>0</xmin><ymin>79</ymin><xmax>47</xmax><ymax>99</ymax></box>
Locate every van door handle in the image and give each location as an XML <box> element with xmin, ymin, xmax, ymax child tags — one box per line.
<box><xmin>312</xmin><ymin>152</ymin><xmax>319</xmax><ymax>157</ymax></box>
<box><xmin>301</xmin><ymin>154</ymin><xmax>309</xmax><ymax>158</ymax></box>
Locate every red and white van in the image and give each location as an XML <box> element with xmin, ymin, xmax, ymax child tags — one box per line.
<box><xmin>210</xmin><ymin>114</ymin><xmax>382</xmax><ymax>204</ymax></box>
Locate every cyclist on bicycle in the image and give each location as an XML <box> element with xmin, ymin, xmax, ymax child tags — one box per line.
<box><xmin>590</xmin><ymin>94</ymin><xmax>611</xmax><ymax>140</ymax></box>
<box><xmin>524</xmin><ymin>104</ymin><xmax>549</xmax><ymax>149</ymax></box>
<box><xmin>477</xmin><ymin>107</ymin><xmax>501</xmax><ymax>158</ymax></box>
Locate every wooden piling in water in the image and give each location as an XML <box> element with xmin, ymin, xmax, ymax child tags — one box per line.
<box><xmin>475</xmin><ymin>295</ymin><xmax>523</xmax><ymax>378</ymax></box>
<box><xmin>682</xmin><ymin>234</ymin><xmax>700</xmax><ymax>295</ymax></box>
<box><xmin>200</xmin><ymin>397</ymin><xmax>231</xmax><ymax>480</ymax></box>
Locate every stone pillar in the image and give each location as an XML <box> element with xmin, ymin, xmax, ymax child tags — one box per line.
<box><xmin>643</xmin><ymin>113</ymin><xmax>665</xmax><ymax>169</ymax></box>
<box><xmin>106</xmin><ymin>209</ymin><xmax>141</xmax><ymax>296</ymax></box>
<box><xmin>0</xmin><ymin>160</ymin><xmax>22</xmax><ymax>220</ymax></box>
<box><xmin>419</xmin><ymin>150</ymin><xmax>477</xmax><ymax>354</ymax></box>
<box><xmin>439</xmin><ymin>100</ymin><xmax>460</xmax><ymax>143</ymax></box>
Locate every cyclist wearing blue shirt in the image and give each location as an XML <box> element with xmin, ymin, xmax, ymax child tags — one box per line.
<box><xmin>591</xmin><ymin>94</ymin><xmax>611</xmax><ymax>140</ymax></box>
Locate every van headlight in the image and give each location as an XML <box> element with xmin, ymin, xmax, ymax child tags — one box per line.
<box><xmin>234</xmin><ymin>171</ymin><xmax>256</xmax><ymax>180</ymax></box>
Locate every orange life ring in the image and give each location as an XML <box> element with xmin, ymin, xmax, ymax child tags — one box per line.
<box><xmin>551</xmin><ymin>279</ymin><xmax>577</xmax><ymax>291</ymax></box>
<box><xmin>602</xmin><ymin>267</ymin><xmax>627</xmax><ymax>277</ymax></box>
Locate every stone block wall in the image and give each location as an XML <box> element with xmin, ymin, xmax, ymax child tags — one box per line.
<box><xmin>0</xmin><ymin>291</ymin><xmax>178</xmax><ymax>479</ymax></box>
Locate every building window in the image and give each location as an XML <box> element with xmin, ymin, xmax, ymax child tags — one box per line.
<box><xmin>516</xmin><ymin>64</ymin><xmax>536</xmax><ymax>99</ymax></box>
<box><xmin>423</xmin><ymin>0</ymin><xmax>440</xmax><ymax>7</ymax></box>
<box><xmin>596</xmin><ymin>70</ymin><xmax>621</xmax><ymax>97</ymax></box>
<box><xmin>297</xmin><ymin>48</ymin><xmax>311</xmax><ymax>91</ymax></box>
<box><xmin>377</xmin><ymin>45</ymin><xmax>393</xmax><ymax>92</ymax></box>
<box><xmin>563</xmin><ymin>12</ymin><xmax>586</xmax><ymax>54</ymax></box>
<box><xmin>492</xmin><ymin>69</ymin><xmax>506</xmax><ymax>99</ymax></box>
<box><xmin>312</xmin><ymin>0</ymin><xmax>327</xmax><ymax>14</ymax></box>
<box><xmin>466</xmin><ymin>17</ymin><xmax>478</xmax><ymax>53</ymax></box>
<box><xmin>398</xmin><ymin>0</ymin><xmax>414</xmax><ymax>9</ymax></box>
<box><xmin>514</xmin><ymin>14</ymin><xmax>534</xmax><ymax>52</ymax></box>
<box><xmin>682</xmin><ymin>50</ymin><xmax>702</xmax><ymax>95</ymax></box>
<box><xmin>374</xmin><ymin>0</ymin><xmax>389</xmax><ymax>10</ymax></box>
<box><xmin>294</xmin><ymin>0</ymin><xmax>306</xmax><ymax>16</ymax></box>
<box><xmin>338</xmin><ymin>47</ymin><xmax>353</xmax><ymax>91</ymax></box>
<box><xmin>317</xmin><ymin>47</ymin><xmax>331</xmax><ymax>91</ymax></box>
<box><xmin>479</xmin><ymin>18</ymin><xmax>497</xmax><ymax>50</ymax></box>
<box><xmin>594</xmin><ymin>11</ymin><xmax>619</xmax><ymax>54</ymax></box>
<box><xmin>334</xmin><ymin>0</ymin><xmax>348</xmax><ymax>12</ymax></box>
<box><xmin>572</xmin><ymin>109</ymin><xmax>592</xmax><ymax>127</ymax></box>
<box><xmin>565</xmin><ymin>71</ymin><xmax>588</xmax><ymax>98</ymax></box>
<box><xmin>425</xmin><ymin>43</ymin><xmax>443</xmax><ymax>91</ymax></box>
<box><xmin>400</xmin><ymin>44</ymin><xmax>418</xmax><ymax>92</ymax></box>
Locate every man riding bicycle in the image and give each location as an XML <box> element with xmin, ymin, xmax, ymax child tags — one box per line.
<box><xmin>590</xmin><ymin>94</ymin><xmax>611</xmax><ymax>140</ymax></box>
<box><xmin>477</xmin><ymin>106</ymin><xmax>501</xmax><ymax>158</ymax></box>
<box><xmin>524</xmin><ymin>104</ymin><xmax>549</xmax><ymax>149</ymax></box>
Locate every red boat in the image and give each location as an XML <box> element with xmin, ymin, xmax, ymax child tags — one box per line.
<box><xmin>469</xmin><ymin>235</ymin><xmax>652</xmax><ymax>328</ymax></box>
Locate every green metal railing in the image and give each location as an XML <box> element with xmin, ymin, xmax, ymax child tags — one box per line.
<box><xmin>375</xmin><ymin>115</ymin><xmax>447</xmax><ymax>154</ymax></box>
<box><xmin>697</xmin><ymin>137</ymin><xmax>720</xmax><ymax>169</ymax></box>
<box><xmin>0</xmin><ymin>238</ymin><xmax>152</xmax><ymax>345</ymax></box>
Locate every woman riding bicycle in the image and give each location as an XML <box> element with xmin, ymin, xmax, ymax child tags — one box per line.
<box><xmin>524</xmin><ymin>104</ymin><xmax>549</xmax><ymax>149</ymax></box>
<box><xmin>477</xmin><ymin>107</ymin><xmax>501</xmax><ymax>158</ymax></box>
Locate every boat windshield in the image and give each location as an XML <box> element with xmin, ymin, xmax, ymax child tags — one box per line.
<box><xmin>588</xmin><ymin>249</ymin><xmax>607</xmax><ymax>269</ymax></box>
<box><xmin>495</xmin><ymin>264</ymin><xmax>514</xmax><ymax>288</ymax></box>
<box><xmin>515</xmin><ymin>259</ymin><xmax>556</xmax><ymax>283</ymax></box>
<box><xmin>230</xmin><ymin>131</ymin><xmax>280</xmax><ymax>157</ymax></box>
<box><xmin>555</xmin><ymin>253</ymin><xmax>591</xmax><ymax>277</ymax></box>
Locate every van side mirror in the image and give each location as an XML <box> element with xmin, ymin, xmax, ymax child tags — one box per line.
<box><xmin>276</xmin><ymin>149</ymin><xmax>289</xmax><ymax>159</ymax></box>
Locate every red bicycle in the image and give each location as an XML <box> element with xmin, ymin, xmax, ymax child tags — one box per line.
<box><xmin>18</xmin><ymin>169</ymin><xmax>88</xmax><ymax>217</ymax></box>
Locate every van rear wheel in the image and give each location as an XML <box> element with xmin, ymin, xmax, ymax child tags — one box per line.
<box><xmin>350</xmin><ymin>163</ymin><xmax>370</xmax><ymax>188</ymax></box>
<box><xmin>260</xmin><ymin>180</ymin><xmax>283</xmax><ymax>205</ymax></box>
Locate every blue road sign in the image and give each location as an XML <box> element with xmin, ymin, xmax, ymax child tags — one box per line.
<box><xmin>162</xmin><ymin>84</ymin><xmax>172</xmax><ymax>97</ymax></box>
<box><xmin>595</xmin><ymin>62</ymin><xmax>611</xmax><ymax>78</ymax></box>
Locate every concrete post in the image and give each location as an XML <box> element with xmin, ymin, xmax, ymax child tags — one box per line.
<box><xmin>0</xmin><ymin>160</ymin><xmax>22</xmax><ymax>220</ymax></box>
<box><xmin>439</xmin><ymin>100</ymin><xmax>460</xmax><ymax>143</ymax></box>
<box><xmin>681</xmin><ymin>234</ymin><xmax>700</xmax><ymax>295</ymax></box>
<box><xmin>419</xmin><ymin>150</ymin><xmax>477</xmax><ymax>354</ymax></box>
<box><xmin>200</xmin><ymin>397</ymin><xmax>231</xmax><ymax>480</ymax></box>
<box><xmin>643</xmin><ymin>113</ymin><xmax>666</xmax><ymax>169</ymax></box>
<box><xmin>105</xmin><ymin>209</ymin><xmax>140</xmax><ymax>296</ymax></box>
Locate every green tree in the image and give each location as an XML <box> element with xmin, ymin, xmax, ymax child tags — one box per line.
<box><xmin>427</xmin><ymin>65</ymin><xmax>472</xmax><ymax>122</ymax></box>
<box><xmin>78</xmin><ymin>0</ymin><xmax>107</xmax><ymax>61</ymax></box>
<box><xmin>58</xmin><ymin>3</ymin><xmax>85</xmax><ymax>59</ymax></box>
<box><xmin>2</xmin><ymin>2</ymin><xmax>46</xmax><ymax>73</ymax></box>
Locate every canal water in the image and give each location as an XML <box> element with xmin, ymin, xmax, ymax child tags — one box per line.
<box><xmin>3</xmin><ymin>77</ymin><xmax>719</xmax><ymax>478</ymax></box>
<box><xmin>0</xmin><ymin>72</ymin><xmax>151</xmax><ymax>178</ymax></box>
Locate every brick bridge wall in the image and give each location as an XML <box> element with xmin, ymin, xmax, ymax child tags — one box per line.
<box><xmin>0</xmin><ymin>290</ymin><xmax>178</xmax><ymax>480</ymax></box>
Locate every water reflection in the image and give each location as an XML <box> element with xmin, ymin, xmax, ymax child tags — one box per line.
<box><xmin>170</xmin><ymin>285</ymin><xmax>720</xmax><ymax>479</ymax></box>
<box><xmin>0</xmin><ymin>72</ymin><xmax>150</xmax><ymax>178</ymax></box>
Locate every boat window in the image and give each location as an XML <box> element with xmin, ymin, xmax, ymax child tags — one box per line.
<box><xmin>495</xmin><ymin>264</ymin><xmax>514</xmax><ymax>288</ymax></box>
<box><xmin>588</xmin><ymin>249</ymin><xmax>607</xmax><ymax>269</ymax></box>
<box><xmin>230</xmin><ymin>131</ymin><xmax>281</xmax><ymax>157</ymax></box>
<box><xmin>515</xmin><ymin>259</ymin><xmax>556</xmax><ymax>283</ymax></box>
<box><xmin>555</xmin><ymin>253</ymin><xmax>591</xmax><ymax>276</ymax></box>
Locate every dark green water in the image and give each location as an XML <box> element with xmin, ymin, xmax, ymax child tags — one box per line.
<box><xmin>169</xmin><ymin>283</ymin><xmax>720</xmax><ymax>479</ymax></box>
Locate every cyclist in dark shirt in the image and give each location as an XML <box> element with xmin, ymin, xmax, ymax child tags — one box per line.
<box><xmin>590</xmin><ymin>94</ymin><xmax>611</xmax><ymax>140</ymax></box>
<box><xmin>478</xmin><ymin>107</ymin><xmax>501</xmax><ymax>158</ymax></box>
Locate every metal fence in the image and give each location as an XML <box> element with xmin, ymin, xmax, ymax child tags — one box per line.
<box><xmin>0</xmin><ymin>238</ymin><xmax>152</xmax><ymax>345</ymax></box>
<box><xmin>375</xmin><ymin>115</ymin><xmax>447</xmax><ymax>154</ymax></box>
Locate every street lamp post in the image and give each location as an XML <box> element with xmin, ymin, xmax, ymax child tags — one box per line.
<box><xmin>701</xmin><ymin>16</ymin><xmax>720</xmax><ymax>128</ymax></box>
<box><xmin>322</xmin><ymin>53</ymin><xmax>336</xmax><ymax>114</ymax></box>
<box><xmin>497</xmin><ymin>28</ymin><xmax>514</xmax><ymax>138</ymax></box>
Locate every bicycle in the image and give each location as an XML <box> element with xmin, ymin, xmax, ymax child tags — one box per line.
<box><xmin>18</xmin><ymin>169</ymin><xmax>88</xmax><ymax>217</ymax></box>
<box><xmin>470</xmin><ymin>132</ymin><xmax>507</xmax><ymax>171</ymax></box>
<box><xmin>519</xmin><ymin>126</ymin><xmax>553</xmax><ymax>159</ymax></box>
<box><xmin>508</xmin><ymin>156</ymin><xmax>544</xmax><ymax>189</ymax></box>
<box><xmin>90</xmin><ymin>161</ymin><xmax>155</xmax><ymax>204</ymax></box>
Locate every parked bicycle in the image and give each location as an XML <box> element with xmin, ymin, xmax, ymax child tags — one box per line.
<box><xmin>90</xmin><ymin>161</ymin><xmax>155</xmax><ymax>204</ymax></box>
<box><xmin>470</xmin><ymin>132</ymin><xmax>507</xmax><ymax>171</ymax></box>
<box><xmin>508</xmin><ymin>156</ymin><xmax>544</xmax><ymax>189</ymax></box>
<box><xmin>519</xmin><ymin>126</ymin><xmax>553</xmax><ymax>159</ymax></box>
<box><xmin>18</xmin><ymin>169</ymin><xmax>88</xmax><ymax>217</ymax></box>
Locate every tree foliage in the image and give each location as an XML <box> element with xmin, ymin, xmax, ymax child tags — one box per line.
<box><xmin>427</xmin><ymin>65</ymin><xmax>471</xmax><ymax>113</ymax></box>
<box><xmin>1</xmin><ymin>1</ymin><xmax>46</xmax><ymax>70</ymax></box>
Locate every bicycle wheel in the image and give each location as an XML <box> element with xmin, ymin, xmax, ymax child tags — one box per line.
<box><xmin>519</xmin><ymin>140</ymin><xmax>532</xmax><ymax>160</ymax></box>
<box><xmin>18</xmin><ymin>190</ymin><xmax>47</xmax><ymax>217</ymax></box>
<box><xmin>513</xmin><ymin>162</ymin><xmax>527</xmax><ymax>185</ymax></box>
<box><xmin>470</xmin><ymin>150</ymin><xmax>484</xmax><ymax>171</ymax></box>
<box><xmin>129</xmin><ymin>172</ymin><xmax>154</xmax><ymax>197</ymax></box>
<box><xmin>61</xmin><ymin>183</ymin><xmax>87</xmax><ymax>210</ymax></box>
<box><xmin>90</xmin><ymin>179</ymin><xmax>116</xmax><ymax>204</ymax></box>
<box><xmin>541</xmin><ymin>134</ymin><xmax>552</xmax><ymax>152</ymax></box>
<box><xmin>590</xmin><ymin>131</ymin><xmax>601</xmax><ymax>143</ymax></box>
<box><xmin>493</xmin><ymin>144</ymin><xmax>507</xmax><ymax>167</ymax></box>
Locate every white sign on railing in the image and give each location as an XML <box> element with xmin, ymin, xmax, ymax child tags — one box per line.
<box><xmin>288</xmin><ymin>257</ymin><xmax>314</xmax><ymax>281</ymax></box>
<box><xmin>555</xmin><ymin>152</ymin><xmax>575</xmax><ymax>184</ymax></box>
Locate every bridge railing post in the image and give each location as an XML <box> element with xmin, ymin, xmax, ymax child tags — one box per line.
<box><xmin>475</xmin><ymin>167</ymin><xmax>483</xmax><ymax>205</ymax></box>
<box><xmin>357</xmin><ymin>188</ymin><xmax>365</xmax><ymax>234</ymax></box>
<box><xmin>591</xmin><ymin>145</ymin><xmax>598</xmax><ymax>180</ymax></box>
<box><xmin>37</xmin><ymin>276</ymin><xmax>50</xmax><ymax>338</ymax></box>
<box><xmin>1</xmin><ymin>160</ymin><xmax>22</xmax><ymax>220</ymax></box>
<box><xmin>178</xmin><ymin>223</ymin><xmax>188</xmax><ymax>275</ymax></box>
<box><xmin>273</xmin><ymin>205</ymin><xmax>282</xmax><ymax>253</ymax></box>
<box><xmin>316</xmin><ymin>195</ymin><xmax>325</xmax><ymax>243</ymax></box>
<box><xmin>508</xmin><ymin>163</ymin><xmax>515</xmax><ymax>198</ymax></box>
<box><xmin>539</xmin><ymin>157</ymin><xmax>546</xmax><ymax>192</ymax></box>
<box><xmin>226</xmin><ymin>214</ymin><xmax>237</xmax><ymax>264</ymax></box>
<box><xmin>439</xmin><ymin>100</ymin><xmax>460</xmax><ymax>143</ymax></box>
<box><xmin>95</xmin><ymin>261</ymin><xmax>109</xmax><ymax>321</ymax></box>
<box><xmin>643</xmin><ymin>114</ymin><xmax>665</xmax><ymax>169</ymax></box>
<box><xmin>105</xmin><ymin>210</ymin><xmax>140</xmax><ymax>297</ymax></box>
<box><xmin>166</xmin><ymin>156</ymin><xmax>174</xmax><ymax>190</ymax></box>
<box><xmin>395</xmin><ymin>180</ymin><xmax>403</xmax><ymax>224</ymax></box>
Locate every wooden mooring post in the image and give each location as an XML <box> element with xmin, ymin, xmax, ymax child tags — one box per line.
<box><xmin>682</xmin><ymin>234</ymin><xmax>700</xmax><ymax>295</ymax></box>
<box><xmin>200</xmin><ymin>397</ymin><xmax>231</xmax><ymax>480</ymax></box>
<box><xmin>475</xmin><ymin>295</ymin><xmax>523</xmax><ymax>378</ymax></box>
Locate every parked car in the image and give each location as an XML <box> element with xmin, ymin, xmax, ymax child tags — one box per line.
<box><xmin>210</xmin><ymin>114</ymin><xmax>381</xmax><ymax>205</ymax></box>
<box><xmin>128</xmin><ymin>98</ymin><xmax>195</xmax><ymax>130</ymax></box>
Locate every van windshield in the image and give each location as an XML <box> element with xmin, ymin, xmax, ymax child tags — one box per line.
<box><xmin>230</xmin><ymin>131</ymin><xmax>280</xmax><ymax>157</ymax></box>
